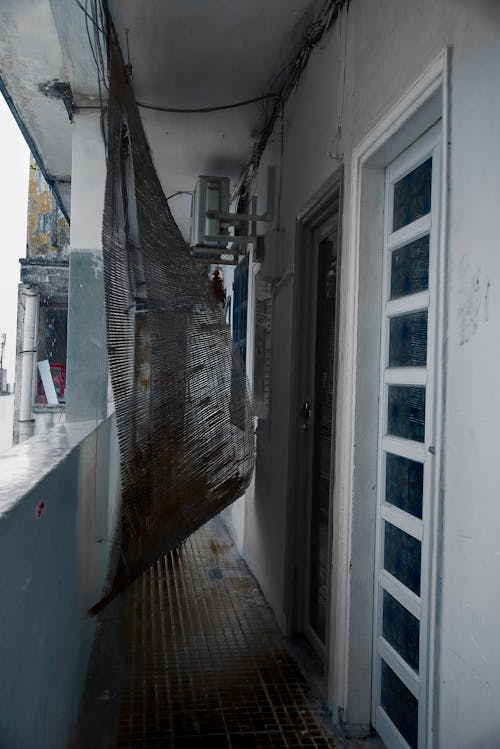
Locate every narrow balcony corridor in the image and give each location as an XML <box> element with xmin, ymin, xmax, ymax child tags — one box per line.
<box><xmin>74</xmin><ymin>517</ymin><xmax>339</xmax><ymax>748</ymax></box>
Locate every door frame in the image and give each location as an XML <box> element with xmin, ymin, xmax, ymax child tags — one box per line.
<box><xmin>284</xmin><ymin>167</ymin><xmax>343</xmax><ymax>673</ymax></box>
<box><xmin>333</xmin><ymin>50</ymin><xmax>449</xmax><ymax>736</ymax></box>
<box><xmin>302</xmin><ymin>222</ymin><xmax>340</xmax><ymax>663</ymax></box>
<box><xmin>372</xmin><ymin>123</ymin><xmax>442</xmax><ymax>749</ymax></box>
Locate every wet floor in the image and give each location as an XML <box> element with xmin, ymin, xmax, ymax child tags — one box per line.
<box><xmin>75</xmin><ymin>517</ymin><xmax>339</xmax><ymax>748</ymax></box>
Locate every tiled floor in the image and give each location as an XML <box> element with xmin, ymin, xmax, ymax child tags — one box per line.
<box><xmin>109</xmin><ymin>517</ymin><xmax>338</xmax><ymax>748</ymax></box>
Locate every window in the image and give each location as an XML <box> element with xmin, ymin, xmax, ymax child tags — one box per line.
<box><xmin>35</xmin><ymin>296</ymin><xmax>67</xmax><ymax>404</ymax></box>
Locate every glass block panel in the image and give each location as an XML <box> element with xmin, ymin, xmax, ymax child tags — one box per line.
<box><xmin>381</xmin><ymin>660</ymin><xmax>418</xmax><ymax>749</ymax></box>
<box><xmin>385</xmin><ymin>453</ymin><xmax>423</xmax><ymax>519</ymax></box>
<box><xmin>393</xmin><ymin>157</ymin><xmax>432</xmax><ymax>231</ymax></box>
<box><xmin>390</xmin><ymin>235</ymin><xmax>429</xmax><ymax>299</ymax></box>
<box><xmin>389</xmin><ymin>311</ymin><xmax>428</xmax><ymax>367</ymax></box>
<box><xmin>383</xmin><ymin>590</ymin><xmax>420</xmax><ymax>672</ymax></box>
<box><xmin>384</xmin><ymin>522</ymin><xmax>421</xmax><ymax>595</ymax></box>
<box><xmin>387</xmin><ymin>386</ymin><xmax>425</xmax><ymax>443</ymax></box>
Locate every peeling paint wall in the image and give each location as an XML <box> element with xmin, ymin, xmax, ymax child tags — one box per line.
<box><xmin>27</xmin><ymin>158</ymin><xmax>69</xmax><ymax>258</ymax></box>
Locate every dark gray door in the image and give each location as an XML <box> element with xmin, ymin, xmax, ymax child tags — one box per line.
<box><xmin>304</xmin><ymin>226</ymin><xmax>338</xmax><ymax>655</ymax></box>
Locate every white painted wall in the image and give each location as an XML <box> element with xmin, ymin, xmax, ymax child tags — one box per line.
<box><xmin>0</xmin><ymin>393</ymin><xmax>14</xmax><ymax>452</ymax></box>
<box><xmin>205</xmin><ymin>0</ymin><xmax>500</xmax><ymax>744</ymax></box>
<box><xmin>221</xmin><ymin>495</ymin><xmax>246</xmax><ymax>554</ymax></box>
<box><xmin>69</xmin><ymin>112</ymin><xmax>106</xmax><ymax>252</ymax></box>
<box><xmin>437</xmin><ymin>17</ymin><xmax>500</xmax><ymax>749</ymax></box>
<box><xmin>66</xmin><ymin>111</ymin><xmax>108</xmax><ymax>423</ymax></box>
<box><xmin>0</xmin><ymin>415</ymin><xmax>120</xmax><ymax>749</ymax></box>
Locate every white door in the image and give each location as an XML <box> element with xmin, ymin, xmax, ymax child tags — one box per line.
<box><xmin>372</xmin><ymin>124</ymin><xmax>441</xmax><ymax>749</ymax></box>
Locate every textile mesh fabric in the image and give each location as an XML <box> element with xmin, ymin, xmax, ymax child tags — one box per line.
<box><xmin>90</xmin><ymin>32</ymin><xmax>255</xmax><ymax>614</ymax></box>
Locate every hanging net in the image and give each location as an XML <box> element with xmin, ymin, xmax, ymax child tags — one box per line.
<box><xmin>90</xmin><ymin>32</ymin><xmax>255</xmax><ymax>614</ymax></box>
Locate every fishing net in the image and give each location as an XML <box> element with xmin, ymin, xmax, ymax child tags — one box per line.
<box><xmin>90</xmin><ymin>32</ymin><xmax>255</xmax><ymax>614</ymax></box>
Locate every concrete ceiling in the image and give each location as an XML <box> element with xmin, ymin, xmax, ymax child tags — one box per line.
<box><xmin>0</xmin><ymin>0</ymin><xmax>323</xmax><ymax>230</ymax></box>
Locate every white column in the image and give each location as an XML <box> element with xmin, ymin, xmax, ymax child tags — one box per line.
<box><xmin>65</xmin><ymin>110</ymin><xmax>108</xmax><ymax>423</ymax></box>
<box><xmin>18</xmin><ymin>287</ymin><xmax>39</xmax><ymax>442</ymax></box>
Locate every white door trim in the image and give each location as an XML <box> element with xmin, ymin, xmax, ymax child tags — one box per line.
<box><xmin>331</xmin><ymin>48</ymin><xmax>450</xmax><ymax>743</ymax></box>
<box><xmin>373</xmin><ymin>122</ymin><xmax>441</xmax><ymax>749</ymax></box>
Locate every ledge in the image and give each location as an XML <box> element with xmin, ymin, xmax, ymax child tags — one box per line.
<box><xmin>33</xmin><ymin>403</ymin><xmax>65</xmax><ymax>412</ymax></box>
<box><xmin>0</xmin><ymin>417</ymin><xmax>107</xmax><ymax>518</ymax></box>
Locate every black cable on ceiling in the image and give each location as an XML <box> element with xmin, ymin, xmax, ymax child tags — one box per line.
<box><xmin>166</xmin><ymin>191</ymin><xmax>193</xmax><ymax>201</ymax></box>
<box><xmin>73</xmin><ymin>1</ymin><xmax>280</xmax><ymax>117</ymax></box>
<box><xmin>77</xmin><ymin>93</ymin><xmax>281</xmax><ymax>115</ymax></box>
<box><xmin>235</xmin><ymin>0</ymin><xmax>347</xmax><ymax>200</ymax></box>
<box><xmin>136</xmin><ymin>94</ymin><xmax>281</xmax><ymax>114</ymax></box>
<box><xmin>80</xmin><ymin>0</ymin><xmax>108</xmax><ymax>151</ymax></box>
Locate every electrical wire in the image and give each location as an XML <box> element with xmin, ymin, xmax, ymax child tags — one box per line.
<box><xmin>71</xmin><ymin>3</ymin><xmax>280</xmax><ymax>120</ymax></box>
<box><xmin>136</xmin><ymin>93</ymin><xmax>280</xmax><ymax>114</ymax></box>
<box><xmin>166</xmin><ymin>191</ymin><xmax>193</xmax><ymax>201</ymax></box>
<box><xmin>81</xmin><ymin>0</ymin><xmax>108</xmax><ymax>150</ymax></box>
<box><xmin>328</xmin><ymin>0</ymin><xmax>348</xmax><ymax>160</ymax></box>
<box><xmin>237</xmin><ymin>0</ymin><xmax>346</xmax><ymax>198</ymax></box>
<box><xmin>73</xmin><ymin>0</ymin><xmax>105</xmax><ymax>32</ymax></box>
<box><xmin>84</xmin><ymin>0</ymin><xmax>101</xmax><ymax>78</ymax></box>
<box><xmin>93</xmin><ymin>0</ymin><xmax>109</xmax><ymax>90</ymax></box>
<box><xmin>276</xmin><ymin>98</ymin><xmax>285</xmax><ymax>233</ymax></box>
<box><xmin>76</xmin><ymin>94</ymin><xmax>281</xmax><ymax>115</ymax></box>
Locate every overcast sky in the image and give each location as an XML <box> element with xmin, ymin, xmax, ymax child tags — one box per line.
<box><xmin>0</xmin><ymin>94</ymin><xmax>30</xmax><ymax>384</ymax></box>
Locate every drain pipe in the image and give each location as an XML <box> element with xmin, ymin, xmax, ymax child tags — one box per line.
<box><xmin>18</xmin><ymin>287</ymin><xmax>39</xmax><ymax>442</ymax></box>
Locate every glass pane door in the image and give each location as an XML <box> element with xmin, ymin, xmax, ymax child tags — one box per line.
<box><xmin>373</xmin><ymin>125</ymin><xmax>441</xmax><ymax>749</ymax></box>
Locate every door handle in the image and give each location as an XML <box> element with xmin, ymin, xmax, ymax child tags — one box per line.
<box><xmin>300</xmin><ymin>400</ymin><xmax>311</xmax><ymax>426</ymax></box>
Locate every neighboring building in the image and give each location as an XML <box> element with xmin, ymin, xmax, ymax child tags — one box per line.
<box><xmin>0</xmin><ymin>3</ymin><xmax>500</xmax><ymax>749</ymax></box>
<box><xmin>0</xmin><ymin>332</ymin><xmax>14</xmax><ymax>452</ymax></box>
<box><xmin>0</xmin><ymin>393</ymin><xmax>14</xmax><ymax>452</ymax></box>
<box><xmin>0</xmin><ymin>332</ymin><xmax>9</xmax><ymax>394</ymax></box>
<box><xmin>13</xmin><ymin>158</ymin><xmax>69</xmax><ymax>444</ymax></box>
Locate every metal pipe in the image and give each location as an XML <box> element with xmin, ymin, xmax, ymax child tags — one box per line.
<box><xmin>0</xmin><ymin>332</ymin><xmax>5</xmax><ymax>370</ymax></box>
<box><xmin>18</xmin><ymin>288</ymin><xmax>39</xmax><ymax>442</ymax></box>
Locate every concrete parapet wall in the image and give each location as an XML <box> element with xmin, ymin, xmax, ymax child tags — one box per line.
<box><xmin>0</xmin><ymin>414</ymin><xmax>120</xmax><ymax>748</ymax></box>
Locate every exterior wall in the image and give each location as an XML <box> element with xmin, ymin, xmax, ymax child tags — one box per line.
<box><xmin>221</xmin><ymin>494</ymin><xmax>246</xmax><ymax>554</ymax></box>
<box><xmin>27</xmin><ymin>158</ymin><xmax>69</xmax><ymax>256</ymax></box>
<box><xmin>0</xmin><ymin>415</ymin><xmax>120</xmax><ymax>749</ymax></box>
<box><xmin>438</xmin><ymin>20</ymin><xmax>500</xmax><ymax>749</ymax></box>
<box><xmin>65</xmin><ymin>110</ymin><xmax>108</xmax><ymax>423</ymax></box>
<box><xmin>227</xmin><ymin>0</ymin><xmax>500</xmax><ymax>745</ymax></box>
<box><xmin>0</xmin><ymin>393</ymin><xmax>14</xmax><ymax>452</ymax></box>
